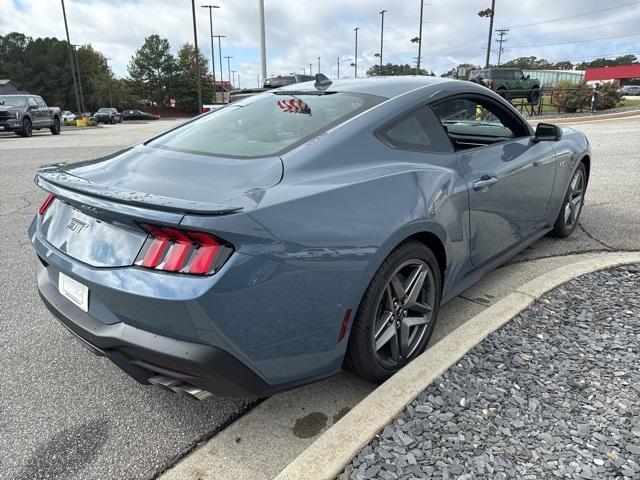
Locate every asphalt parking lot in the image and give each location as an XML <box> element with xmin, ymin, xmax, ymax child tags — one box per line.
<box><xmin>0</xmin><ymin>115</ymin><xmax>638</xmax><ymax>480</ymax></box>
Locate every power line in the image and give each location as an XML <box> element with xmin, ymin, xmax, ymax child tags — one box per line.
<box><xmin>508</xmin><ymin>31</ymin><xmax>640</xmax><ymax>49</ymax></box>
<box><xmin>507</xmin><ymin>1</ymin><xmax>640</xmax><ymax>29</ymax></box>
<box><xmin>495</xmin><ymin>28</ymin><xmax>508</xmax><ymax>66</ymax></box>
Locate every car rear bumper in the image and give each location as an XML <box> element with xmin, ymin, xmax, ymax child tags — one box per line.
<box><xmin>36</xmin><ymin>259</ymin><xmax>297</xmax><ymax>398</ymax></box>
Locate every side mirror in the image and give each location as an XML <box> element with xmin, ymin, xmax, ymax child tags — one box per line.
<box><xmin>535</xmin><ymin>123</ymin><xmax>563</xmax><ymax>141</ymax></box>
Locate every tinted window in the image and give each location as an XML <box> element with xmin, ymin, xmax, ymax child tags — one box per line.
<box><xmin>378</xmin><ymin>106</ymin><xmax>453</xmax><ymax>153</ymax></box>
<box><xmin>147</xmin><ymin>92</ymin><xmax>383</xmax><ymax>158</ymax></box>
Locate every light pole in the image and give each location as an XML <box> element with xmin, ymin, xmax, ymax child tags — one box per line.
<box><xmin>417</xmin><ymin>1</ymin><xmax>426</xmax><ymax>73</ymax></box>
<box><xmin>318</xmin><ymin>56</ymin><xmax>321</xmax><ymax>74</ymax></box>
<box><xmin>353</xmin><ymin>27</ymin><xmax>359</xmax><ymax>78</ymax></box>
<box><xmin>479</xmin><ymin>0</ymin><xmax>496</xmax><ymax>68</ymax></box>
<box><xmin>213</xmin><ymin>35</ymin><xmax>225</xmax><ymax>86</ymax></box>
<box><xmin>201</xmin><ymin>5</ymin><xmax>220</xmax><ymax>103</ymax></box>
<box><xmin>379</xmin><ymin>10</ymin><xmax>386</xmax><ymax>73</ymax></box>
<box><xmin>191</xmin><ymin>0</ymin><xmax>203</xmax><ymax>112</ymax></box>
<box><xmin>105</xmin><ymin>56</ymin><xmax>113</xmax><ymax>108</ymax></box>
<box><xmin>60</xmin><ymin>0</ymin><xmax>81</xmax><ymax>114</ymax></box>
<box><xmin>225</xmin><ymin>56</ymin><xmax>233</xmax><ymax>88</ymax></box>
<box><xmin>71</xmin><ymin>44</ymin><xmax>86</xmax><ymax>114</ymax></box>
<box><xmin>258</xmin><ymin>0</ymin><xmax>267</xmax><ymax>85</ymax></box>
<box><xmin>231</xmin><ymin>70</ymin><xmax>237</xmax><ymax>87</ymax></box>
<box><xmin>309</xmin><ymin>63</ymin><xmax>313</xmax><ymax>75</ymax></box>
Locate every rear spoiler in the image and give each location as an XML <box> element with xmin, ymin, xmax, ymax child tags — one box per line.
<box><xmin>35</xmin><ymin>165</ymin><xmax>244</xmax><ymax>216</ymax></box>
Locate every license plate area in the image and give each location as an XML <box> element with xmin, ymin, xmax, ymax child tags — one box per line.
<box><xmin>58</xmin><ymin>272</ymin><xmax>89</xmax><ymax>312</ymax></box>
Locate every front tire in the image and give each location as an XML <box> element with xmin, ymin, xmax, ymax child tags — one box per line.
<box><xmin>19</xmin><ymin>118</ymin><xmax>32</xmax><ymax>137</ymax></box>
<box><xmin>551</xmin><ymin>162</ymin><xmax>587</xmax><ymax>238</ymax></box>
<box><xmin>345</xmin><ymin>241</ymin><xmax>442</xmax><ymax>383</ymax></box>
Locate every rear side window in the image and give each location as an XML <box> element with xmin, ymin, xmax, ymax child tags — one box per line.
<box><xmin>147</xmin><ymin>92</ymin><xmax>383</xmax><ymax>158</ymax></box>
<box><xmin>377</xmin><ymin>106</ymin><xmax>453</xmax><ymax>154</ymax></box>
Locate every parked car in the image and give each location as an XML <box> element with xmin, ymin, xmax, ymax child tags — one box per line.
<box><xmin>94</xmin><ymin>107</ymin><xmax>122</xmax><ymax>124</ymax></box>
<box><xmin>618</xmin><ymin>85</ymin><xmax>640</xmax><ymax>96</ymax></box>
<box><xmin>468</xmin><ymin>68</ymin><xmax>541</xmax><ymax>103</ymax></box>
<box><xmin>30</xmin><ymin>76</ymin><xmax>590</xmax><ymax>399</ymax></box>
<box><xmin>61</xmin><ymin>111</ymin><xmax>76</xmax><ymax>122</ymax></box>
<box><xmin>229</xmin><ymin>73</ymin><xmax>315</xmax><ymax>103</ymax></box>
<box><xmin>0</xmin><ymin>94</ymin><xmax>61</xmax><ymax>137</ymax></box>
<box><xmin>122</xmin><ymin>109</ymin><xmax>159</xmax><ymax>121</ymax></box>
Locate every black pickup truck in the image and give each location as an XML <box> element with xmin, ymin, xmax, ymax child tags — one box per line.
<box><xmin>0</xmin><ymin>94</ymin><xmax>62</xmax><ymax>137</ymax></box>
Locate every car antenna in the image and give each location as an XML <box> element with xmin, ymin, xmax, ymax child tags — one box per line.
<box><xmin>314</xmin><ymin>73</ymin><xmax>332</xmax><ymax>92</ymax></box>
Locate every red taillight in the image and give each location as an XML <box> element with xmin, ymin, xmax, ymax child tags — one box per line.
<box><xmin>135</xmin><ymin>224</ymin><xmax>231</xmax><ymax>276</ymax></box>
<box><xmin>38</xmin><ymin>193</ymin><xmax>55</xmax><ymax>216</ymax></box>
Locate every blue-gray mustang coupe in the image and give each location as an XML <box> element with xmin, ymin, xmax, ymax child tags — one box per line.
<box><xmin>30</xmin><ymin>76</ymin><xmax>590</xmax><ymax>399</ymax></box>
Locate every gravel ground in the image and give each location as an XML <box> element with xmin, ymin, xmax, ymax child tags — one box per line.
<box><xmin>340</xmin><ymin>265</ymin><xmax>640</xmax><ymax>480</ymax></box>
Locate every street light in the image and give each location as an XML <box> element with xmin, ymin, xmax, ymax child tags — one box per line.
<box><xmin>478</xmin><ymin>0</ymin><xmax>496</xmax><ymax>68</ymax></box>
<box><xmin>213</xmin><ymin>35</ymin><xmax>226</xmax><ymax>87</ymax></box>
<box><xmin>337</xmin><ymin>57</ymin><xmax>352</xmax><ymax>78</ymax></box>
<box><xmin>309</xmin><ymin>63</ymin><xmax>313</xmax><ymax>75</ymax></box>
<box><xmin>353</xmin><ymin>27</ymin><xmax>359</xmax><ymax>78</ymax></box>
<box><xmin>201</xmin><ymin>4</ymin><xmax>220</xmax><ymax>103</ymax></box>
<box><xmin>190</xmin><ymin>0</ymin><xmax>203</xmax><ymax>112</ymax></box>
<box><xmin>224</xmin><ymin>56</ymin><xmax>233</xmax><ymax>88</ymax></box>
<box><xmin>60</xmin><ymin>0</ymin><xmax>81</xmax><ymax>114</ymax></box>
<box><xmin>318</xmin><ymin>56</ymin><xmax>321</xmax><ymax>74</ymax></box>
<box><xmin>379</xmin><ymin>10</ymin><xmax>386</xmax><ymax>73</ymax></box>
<box><xmin>71</xmin><ymin>44</ymin><xmax>86</xmax><ymax>113</ymax></box>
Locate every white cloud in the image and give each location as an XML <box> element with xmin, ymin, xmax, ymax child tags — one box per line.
<box><xmin>2</xmin><ymin>0</ymin><xmax>639</xmax><ymax>84</ymax></box>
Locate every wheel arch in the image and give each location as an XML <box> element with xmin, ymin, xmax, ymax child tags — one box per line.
<box><xmin>580</xmin><ymin>154</ymin><xmax>591</xmax><ymax>184</ymax></box>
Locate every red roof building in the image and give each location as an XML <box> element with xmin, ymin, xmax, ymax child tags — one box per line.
<box><xmin>584</xmin><ymin>64</ymin><xmax>640</xmax><ymax>83</ymax></box>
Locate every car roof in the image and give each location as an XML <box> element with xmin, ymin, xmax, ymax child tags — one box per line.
<box><xmin>274</xmin><ymin>75</ymin><xmax>451</xmax><ymax>99</ymax></box>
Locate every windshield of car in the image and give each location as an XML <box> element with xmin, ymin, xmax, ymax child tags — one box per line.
<box><xmin>97</xmin><ymin>108</ymin><xmax>111</xmax><ymax>113</ymax></box>
<box><xmin>0</xmin><ymin>95</ymin><xmax>27</xmax><ymax>107</ymax></box>
<box><xmin>146</xmin><ymin>91</ymin><xmax>383</xmax><ymax>158</ymax></box>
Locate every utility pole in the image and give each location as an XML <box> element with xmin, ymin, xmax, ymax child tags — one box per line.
<box><xmin>309</xmin><ymin>63</ymin><xmax>313</xmax><ymax>75</ymax></box>
<box><xmin>225</xmin><ymin>56</ymin><xmax>233</xmax><ymax>88</ymax></box>
<box><xmin>191</xmin><ymin>0</ymin><xmax>202</xmax><ymax>112</ymax></box>
<box><xmin>71</xmin><ymin>44</ymin><xmax>86</xmax><ymax>114</ymax></box>
<box><xmin>238</xmin><ymin>73</ymin><xmax>240</xmax><ymax>89</ymax></box>
<box><xmin>258</xmin><ymin>0</ymin><xmax>267</xmax><ymax>85</ymax></box>
<box><xmin>379</xmin><ymin>10</ymin><xmax>386</xmax><ymax>72</ymax></box>
<box><xmin>495</xmin><ymin>28</ymin><xmax>508</xmax><ymax>66</ymax></box>
<box><xmin>337</xmin><ymin>57</ymin><xmax>340</xmax><ymax>78</ymax></box>
<box><xmin>353</xmin><ymin>27</ymin><xmax>359</xmax><ymax>78</ymax></box>
<box><xmin>479</xmin><ymin>0</ymin><xmax>496</xmax><ymax>68</ymax></box>
<box><xmin>318</xmin><ymin>56</ymin><xmax>321</xmax><ymax>74</ymax></box>
<box><xmin>417</xmin><ymin>1</ymin><xmax>425</xmax><ymax>73</ymax></box>
<box><xmin>201</xmin><ymin>5</ymin><xmax>220</xmax><ymax>103</ymax></box>
<box><xmin>60</xmin><ymin>0</ymin><xmax>81</xmax><ymax>114</ymax></box>
<box><xmin>213</xmin><ymin>34</ymin><xmax>225</xmax><ymax>86</ymax></box>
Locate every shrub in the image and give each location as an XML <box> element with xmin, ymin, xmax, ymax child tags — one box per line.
<box><xmin>552</xmin><ymin>81</ymin><xmax>590</xmax><ymax>113</ymax></box>
<box><xmin>593</xmin><ymin>83</ymin><xmax>622</xmax><ymax>110</ymax></box>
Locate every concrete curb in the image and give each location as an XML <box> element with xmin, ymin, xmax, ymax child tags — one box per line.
<box><xmin>528</xmin><ymin>109</ymin><xmax>640</xmax><ymax>124</ymax></box>
<box><xmin>275</xmin><ymin>251</ymin><xmax>640</xmax><ymax>480</ymax></box>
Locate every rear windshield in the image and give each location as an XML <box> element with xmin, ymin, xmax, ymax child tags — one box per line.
<box><xmin>146</xmin><ymin>92</ymin><xmax>383</xmax><ymax>158</ymax></box>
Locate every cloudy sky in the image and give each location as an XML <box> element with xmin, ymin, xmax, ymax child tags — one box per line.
<box><xmin>2</xmin><ymin>0</ymin><xmax>639</xmax><ymax>86</ymax></box>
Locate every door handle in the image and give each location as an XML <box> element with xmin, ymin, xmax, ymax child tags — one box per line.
<box><xmin>473</xmin><ymin>175</ymin><xmax>498</xmax><ymax>192</ymax></box>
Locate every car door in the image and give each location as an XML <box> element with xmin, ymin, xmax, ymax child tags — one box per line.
<box><xmin>26</xmin><ymin>96</ymin><xmax>39</xmax><ymax>125</ymax></box>
<box><xmin>431</xmin><ymin>94</ymin><xmax>557</xmax><ymax>266</ymax></box>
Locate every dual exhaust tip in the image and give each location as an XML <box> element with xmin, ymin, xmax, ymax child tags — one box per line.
<box><xmin>148</xmin><ymin>374</ymin><xmax>212</xmax><ymax>401</ymax></box>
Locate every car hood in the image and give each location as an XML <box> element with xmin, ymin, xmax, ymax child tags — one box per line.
<box><xmin>36</xmin><ymin>144</ymin><xmax>284</xmax><ymax>215</ymax></box>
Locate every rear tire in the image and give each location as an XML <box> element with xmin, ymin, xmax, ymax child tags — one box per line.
<box><xmin>19</xmin><ymin>118</ymin><xmax>32</xmax><ymax>137</ymax></box>
<box><xmin>551</xmin><ymin>163</ymin><xmax>587</xmax><ymax>238</ymax></box>
<box><xmin>50</xmin><ymin>117</ymin><xmax>61</xmax><ymax>135</ymax></box>
<box><xmin>528</xmin><ymin>87</ymin><xmax>541</xmax><ymax>104</ymax></box>
<box><xmin>345</xmin><ymin>241</ymin><xmax>441</xmax><ymax>383</ymax></box>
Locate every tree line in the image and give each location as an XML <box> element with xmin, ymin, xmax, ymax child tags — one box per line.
<box><xmin>0</xmin><ymin>32</ymin><xmax>215</xmax><ymax>113</ymax></box>
<box><xmin>441</xmin><ymin>55</ymin><xmax>639</xmax><ymax>78</ymax></box>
